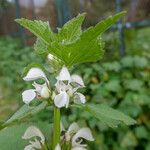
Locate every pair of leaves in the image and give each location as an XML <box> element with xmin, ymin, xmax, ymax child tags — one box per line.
<box><xmin>15</xmin><ymin>12</ymin><xmax>126</xmax><ymax>67</ymax></box>
<box><xmin>75</xmin><ymin>103</ymin><xmax>136</xmax><ymax>128</ymax></box>
<box><xmin>4</xmin><ymin>102</ymin><xmax>136</xmax><ymax>130</ymax></box>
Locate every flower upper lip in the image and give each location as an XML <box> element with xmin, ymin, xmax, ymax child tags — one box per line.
<box><xmin>22</xmin><ymin>67</ymin><xmax>50</xmax><ymax>104</ymax></box>
<box><xmin>23</xmin><ymin>67</ymin><xmax>49</xmax><ymax>85</ymax></box>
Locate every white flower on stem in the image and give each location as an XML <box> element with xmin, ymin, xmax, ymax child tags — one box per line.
<box><xmin>22</xmin><ymin>67</ymin><xmax>50</xmax><ymax>104</ymax></box>
<box><xmin>62</xmin><ymin>122</ymin><xmax>94</xmax><ymax>150</ymax></box>
<box><xmin>54</xmin><ymin>66</ymin><xmax>86</xmax><ymax>108</ymax></box>
<box><xmin>22</xmin><ymin>126</ymin><xmax>45</xmax><ymax>150</ymax></box>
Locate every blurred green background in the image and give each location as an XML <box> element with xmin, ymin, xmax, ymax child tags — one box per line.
<box><xmin>0</xmin><ymin>0</ymin><xmax>150</xmax><ymax>150</ymax></box>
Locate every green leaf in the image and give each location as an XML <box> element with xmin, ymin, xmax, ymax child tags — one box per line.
<box><xmin>16</xmin><ymin>12</ymin><xmax>125</xmax><ymax>67</ymax></box>
<box><xmin>121</xmin><ymin>56</ymin><xmax>134</xmax><ymax>68</ymax></box>
<box><xmin>104</xmin><ymin>80</ymin><xmax>121</xmax><ymax>92</ymax></box>
<box><xmin>48</xmin><ymin>12</ymin><xmax>125</xmax><ymax>66</ymax></box>
<box><xmin>121</xmin><ymin>131</ymin><xmax>138</xmax><ymax>147</ymax></box>
<box><xmin>76</xmin><ymin>104</ymin><xmax>136</xmax><ymax>128</ymax></box>
<box><xmin>103</xmin><ymin>61</ymin><xmax>121</xmax><ymax>72</ymax></box>
<box><xmin>56</xmin><ymin>13</ymin><xmax>86</xmax><ymax>44</ymax></box>
<box><xmin>123</xmin><ymin>79</ymin><xmax>143</xmax><ymax>91</ymax></box>
<box><xmin>133</xmin><ymin>55</ymin><xmax>148</xmax><ymax>68</ymax></box>
<box><xmin>135</xmin><ymin>126</ymin><xmax>148</xmax><ymax>139</ymax></box>
<box><xmin>15</xmin><ymin>19</ymin><xmax>54</xmax><ymax>44</ymax></box>
<box><xmin>3</xmin><ymin>101</ymin><xmax>48</xmax><ymax>127</ymax></box>
<box><xmin>0</xmin><ymin>122</ymin><xmax>51</xmax><ymax>150</ymax></box>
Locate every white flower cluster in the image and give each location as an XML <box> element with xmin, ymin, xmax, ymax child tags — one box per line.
<box><xmin>22</xmin><ymin>68</ymin><xmax>50</xmax><ymax>104</ymax></box>
<box><xmin>22</xmin><ymin>66</ymin><xmax>86</xmax><ymax>108</ymax></box>
<box><xmin>23</xmin><ymin>123</ymin><xmax>94</xmax><ymax>150</ymax></box>
<box><xmin>60</xmin><ymin>122</ymin><xmax>94</xmax><ymax>150</ymax></box>
<box><xmin>54</xmin><ymin>67</ymin><xmax>86</xmax><ymax>108</ymax></box>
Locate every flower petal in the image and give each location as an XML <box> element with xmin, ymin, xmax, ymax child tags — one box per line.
<box><xmin>67</xmin><ymin>122</ymin><xmax>79</xmax><ymax>135</ymax></box>
<box><xmin>29</xmin><ymin>139</ymin><xmax>42</xmax><ymax>149</ymax></box>
<box><xmin>55</xmin><ymin>144</ymin><xmax>61</xmax><ymax>150</ymax></box>
<box><xmin>23</xmin><ymin>67</ymin><xmax>49</xmax><ymax>83</ymax></box>
<box><xmin>71</xmin><ymin>75</ymin><xmax>85</xmax><ymax>87</ymax></box>
<box><xmin>32</xmin><ymin>82</ymin><xmax>43</xmax><ymax>93</ymax></box>
<box><xmin>54</xmin><ymin>91</ymin><xmax>69</xmax><ymax>108</ymax></box>
<box><xmin>74</xmin><ymin>93</ymin><xmax>86</xmax><ymax>104</ymax></box>
<box><xmin>72</xmin><ymin>128</ymin><xmax>94</xmax><ymax>147</ymax></box>
<box><xmin>32</xmin><ymin>82</ymin><xmax>50</xmax><ymax>98</ymax></box>
<box><xmin>22</xmin><ymin>126</ymin><xmax>45</xmax><ymax>143</ymax></box>
<box><xmin>55</xmin><ymin>81</ymin><xmax>68</xmax><ymax>93</ymax></box>
<box><xmin>22</xmin><ymin>89</ymin><xmax>36</xmax><ymax>104</ymax></box>
<box><xmin>56</xmin><ymin>66</ymin><xmax>71</xmax><ymax>81</ymax></box>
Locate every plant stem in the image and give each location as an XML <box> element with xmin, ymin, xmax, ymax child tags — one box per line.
<box><xmin>53</xmin><ymin>106</ymin><xmax>60</xmax><ymax>149</ymax></box>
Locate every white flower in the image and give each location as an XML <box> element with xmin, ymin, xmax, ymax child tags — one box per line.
<box><xmin>22</xmin><ymin>67</ymin><xmax>50</xmax><ymax>104</ymax></box>
<box><xmin>62</xmin><ymin>122</ymin><xmax>94</xmax><ymax>150</ymax></box>
<box><xmin>54</xmin><ymin>91</ymin><xmax>69</xmax><ymax>108</ymax></box>
<box><xmin>71</xmin><ymin>74</ymin><xmax>85</xmax><ymax>87</ymax></box>
<box><xmin>22</xmin><ymin>126</ymin><xmax>45</xmax><ymax>150</ymax></box>
<box><xmin>54</xmin><ymin>67</ymin><xmax>86</xmax><ymax>108</ymax></box>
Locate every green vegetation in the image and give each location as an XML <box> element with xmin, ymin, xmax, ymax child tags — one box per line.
<box><xmin>0</xmin><ymin>24</ymin><xmax>150</xmax><ymax>149</ymax></box>
<box><xmin>73</xmin><ymin>54</ymin><xmax>150</xmax><ymax>149</ymax></box>
<box><xmin>0</xmin><ymin>37</ymin><xmax>43</xmax><ymax>120</ymax></box>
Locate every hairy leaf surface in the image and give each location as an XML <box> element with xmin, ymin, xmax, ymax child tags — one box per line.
<box><xmin>75</xmin><ymin>103</ymin><xmax>136</xmax><ymax>128</ymax></box>
<box><xmin>15</xmin><ymin>19</ymin><xmax>54</xmax><ymax>44</ymax></box>
<box><xmin>4</xmin><ymin>101</ymin><xmax>48</xmax><ymax>127</ymax></box>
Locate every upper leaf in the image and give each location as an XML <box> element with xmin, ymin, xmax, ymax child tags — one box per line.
<box><xmin>16</xmin><ymin>12</ymin><xmax>126</xmax><ymax>67</ymax></box>
<box><xmin>15</xmin><ymin>19</ymin><xmax>54</xmax><ymax>44</ymax></box>
<box><xmin>48</xmin><ymin>12</ymin><xmax>125</xmax><ymax>67</ymax></box>
<box><xmin>75</xmin><ymin>103</ymin><xmax>136</xmax><ymax>128</ymax></box>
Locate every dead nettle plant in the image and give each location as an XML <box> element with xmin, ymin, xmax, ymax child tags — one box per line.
<box><xmin>0</xmin><ymin>12</ymin><xmax>136</xmax><ymax>150</ymax></box>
